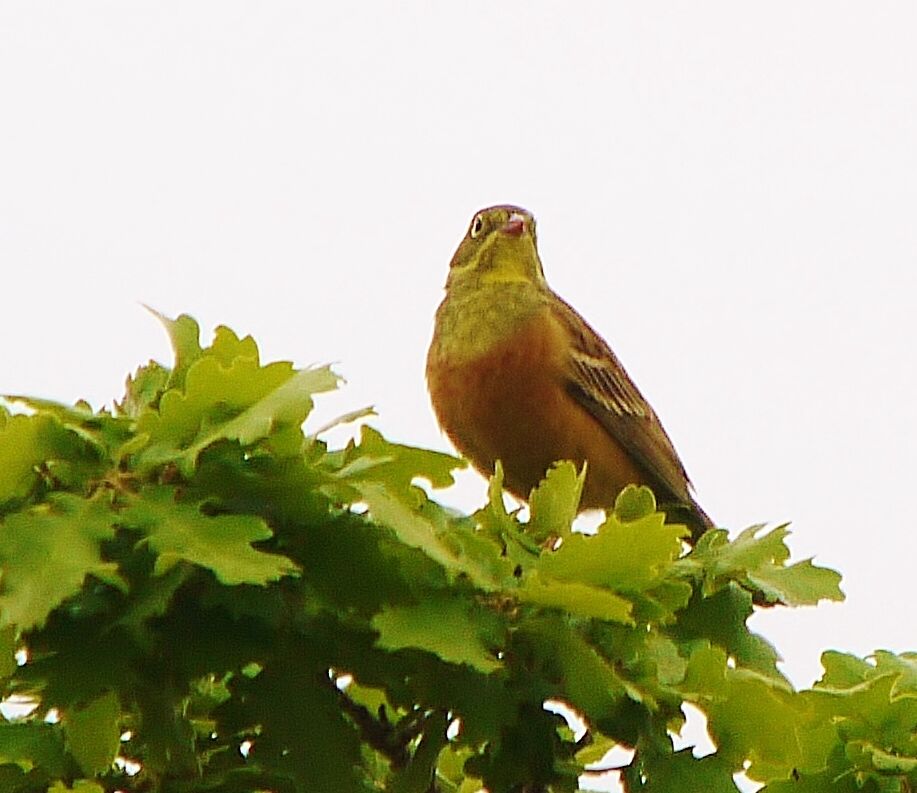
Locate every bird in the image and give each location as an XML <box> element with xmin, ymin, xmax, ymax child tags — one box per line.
<box><xmin>426</xmin><ymin>205</ymin><xmax>713</xmax><ymax>539</ymax></box>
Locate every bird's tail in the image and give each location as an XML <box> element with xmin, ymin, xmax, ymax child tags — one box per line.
<box><xmin>660</xmin><ymin>496</ymin><xmax>716</xmax><ymax>543</ymax></box>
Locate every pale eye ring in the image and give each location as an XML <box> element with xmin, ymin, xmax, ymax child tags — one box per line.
<box><xmin>470</xmin><ymin>214</ymin><xmax>484</xmax><ymax>239</ymax></box>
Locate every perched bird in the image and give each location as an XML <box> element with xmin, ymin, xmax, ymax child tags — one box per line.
<box><xmin>426</xmin><ymin>205</ymin><xmax>713</xmax><ymax>538</ymax></box>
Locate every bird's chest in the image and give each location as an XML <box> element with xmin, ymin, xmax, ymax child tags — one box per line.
<box><xmin>427</xmin><ymin>311</ymin><xmax>570</xmax><ymax>468</ymax></box>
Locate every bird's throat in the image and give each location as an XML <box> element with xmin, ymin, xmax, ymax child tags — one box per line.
<box><xmin>431</xmin><ymin>281</ymin><xmax>549</xmax><ymax>364</ymax></box>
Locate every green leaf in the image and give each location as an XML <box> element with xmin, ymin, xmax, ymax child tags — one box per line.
<box><xmin>527</xmin><ymin>461</ymin><xmax>585</xmax><ymax>543</ymax></box>
<box><xmin>237</xmin><ymin>646</ymin><xmax>368</xmax><ymax>792</ymax></box>
<box><xmin>759</xmin><ymin>772</ymin><xmax>852</xmax><ymax>793</ymax></box>
<box><xmin>0</xmin><ymin>722</ymin><xmax>67</xmax><ymax>775</ymax></box>
<box><xmin>817</xmin><ymin>649</ymin><xmax>873</xmax><ymax>688</ymax></box>
<box><xmin>344</xmin><ymin>681</ymin><xmax>396</xmax><ymax>719</ymax></box>
<box><xmin>47</xmin><ymin>782</ymin><xmax>107</xmax><ymax>793</ymax></box>
<box><xmin>178</xmin><ymin>364</ymin><xmax>339</xmax><ymax>469</ymax></box>
<box><xmin>643</xmin><ymin>633</ymin><xmax>689</xmax><ymax>686</ymax></box>
<box><xmin>483</xmin><ymin>460</ymin><xmax>513</xmax><ymax>529</ymax></box>
<box><xmin>353</xmin><ymin>480</ymin><xmax>502</xmax><ymax>589</ymax></box>
<box><xmin>208</xmin><ymin>324</ymin><xmax>259</xmax><ymax>366</ymax></box>
<box><xmin>0</xmin><ymin>413</ymin><xmax>75</xmax><ymax>508</ymax></box>
<box><xmin>669</xmin><ymin>584</ymin><xmax>782</xmax><ymax>677</ymax></box>
<box><xmin>145</xmin><ymin>308</ymin><xmax>203</xmax><ymax>390</ymax></box>
<box><xmin>311</xmin><ymin>405</ymin><xmax>377</xmax><ymax>437</ymax></box>
<box><xmin>537</xmin><ymin>504</ymin><xmax>686</xmax><ymax>594</ymax></box>
<box><xmin>689</xmin><ymin>524</ymin><xmax>843</xmax><ymax>606</ymax></box>
<box><xmin>121</xmin><ymin>487</ymin><xmax>299</xmax><ymax>586</ymax></box>
<box><xmin>747</xmin><ymin>557</ymin><xmax>844</xmax><ymax>606</ymax></box>
<box><xmin>63</xmin><ymin>690</ymin><xmax>121</xmax><ymax>776</ymax></box>
<box><xmin>0</xmin><ymin>625</ymin><xmax>17</xmax><ymax>680</ymax></box>
<box><xmin>614</xmin><ymin>484</ymin><xmax>659</xmax><ymax>523</ymax></box>
<box><xmin>517</xmin><ymin>573</ymin><xmax>634</xmax><ymax>624</ymax></box>
<box><xmin>695</xmin><ymin>523</ymin><xmax>789</xmax><ymax>569</ymax></box>
<box><xmin>520</xmin><ymin>617</ymin><xmax>628</xmax><ymax>724</ymax></box>
<box><xmin>0</xmin><ymin>494</ymin><xmax>124</xmax><ymax>630</ymax></box>
<box><xmin>4</xmin><ymin>396</ymin><xmax>132</xmax><ymax>468</ymax></box>
<box><xmin>805</xmin><ymin>664</ymin><xmax>917</xmax><ymax>783</ymax></box>
<box><xmin>643</xmin><ymin>748</ymin><xmax>741</xmax><ymax>791</ymax></box>
<box><xmin>873</xmin><ymin>650</ymin><xmax>917</xmax><ymax>698</ymax></box>
<box><xmin>136</xmin><ymin>353</ymin><xmax>338</xmax><ymax>473</ymax></box>
<box><xmin>436</xmin><ymin>744</ymin><xmax>482</xmax><ymax>792</ymax></box>
<box><xmin>471</xmin><ymin>462</ymin><xmax>540</xmax><ymax>572</ymax></box>
<box><xmin>373</xmin><ymin>597</ymin><xmax>502</xmax><ymax>673</ymax></box>
<box><xmin>574</xmin><ymin>732</ymin><xmax>617</xmax><ymax>765</ymax></box>
<box><xmin>682</xmin><ymin>643</ymin><xmax>730</xmax><ymax>698</ymax></box>
<box><xmin>685</xmin><ymin>653</ymin><xmax>803</xmax><ymax>779</ymax></box>
<box><xmin>131</xmin><ymin>316</ymin><xmax>342</xmax><ymax>474</ymax></box>
<box><xmin>389</xmin><ymin>710</ymin><xmax>448</xmax><ymax>793</ymax></box>
<box><xmin>117</xmin><ymin>564</ymin><xmax>194</xmax><ymax>642</ymax></box>
<box><xmin>848</xmin><ymin>741</ymin><xmax>917</xmax><ymax>774</ymax></box>
<box><xmin>442</xmin><ymin>519</ymin><xmax>519</xmax><ymax>588</ymax></box>
<box><xmin>712</xmin><ymin>673</ymin><xmax>801</xmax><ymax>775</ymax></box>
<box><xmin>340</xmin><ymin>425</ymin><xmax>465</xmax><ymax>492</ymax></box>
<box><xmin>119</xmin><ymin>360</ymin><xmax>170</xmax><ymax>417</ymax></box>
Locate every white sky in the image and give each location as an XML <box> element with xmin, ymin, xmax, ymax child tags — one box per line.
<box><xmin>2</xmin><ymin>0</ymin><xmax>916</xmax><ymax>738</ymax></box>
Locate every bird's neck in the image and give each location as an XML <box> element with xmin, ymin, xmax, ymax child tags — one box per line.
<box><xmin>432</xmin><ymin>280</ymin><xmax>548</xmax><ymax>364</ymax></box>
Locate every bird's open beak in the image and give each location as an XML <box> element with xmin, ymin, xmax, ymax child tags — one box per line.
<box><xmin>501</xmin><ymin>212</ymin><xmax>526</xmax><ymax>237</ymax></box>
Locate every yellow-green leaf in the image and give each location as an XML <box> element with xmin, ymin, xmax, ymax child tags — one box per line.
<box><xmin>64</xmin><ymin>691</ymin><xmax>121</xmax><ymax>776</ymax></box>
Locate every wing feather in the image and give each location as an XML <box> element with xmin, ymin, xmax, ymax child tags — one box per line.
<box><xmin>551</xmin><ymin>295</ymin><xmax>696</xmax><ymax>505</ymax></box>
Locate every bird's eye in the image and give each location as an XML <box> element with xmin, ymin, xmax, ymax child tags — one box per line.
<box><xmin>470</xmin><ymin>214</ymin><xmax>484</xmax><ymax>239</ymax></box>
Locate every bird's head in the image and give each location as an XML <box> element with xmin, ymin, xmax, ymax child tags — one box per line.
<box><xmin>445</xmin><ymin>205</ymin><xmax>546</xmax><ymax>289</ymax></box>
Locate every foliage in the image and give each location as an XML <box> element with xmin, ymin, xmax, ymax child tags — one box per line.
<box><xmin>0</xmin><ymin>314</ymin><xmax>908</xmax><ymax>793</ymax></box>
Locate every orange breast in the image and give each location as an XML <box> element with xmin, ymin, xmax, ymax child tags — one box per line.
<box><xmin>427</xmin><ymin>308</ymin><xmax>646</xmax><ymax>509</ymax></box>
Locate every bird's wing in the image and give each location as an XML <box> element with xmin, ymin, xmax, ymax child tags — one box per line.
<box><xmin>550</xmin><ymin>295</ymin><xmax>695</xmax><ymax>504</ymax></box>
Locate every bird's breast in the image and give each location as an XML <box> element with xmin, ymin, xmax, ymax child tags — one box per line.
<box><xmin>427</xmin><ymin>303</ymin><xmax>648</xmax><ymax>506</ymax></box>
<box><xmin>428</xmin><ymin>308</ymin><xmax>578</xmax><ymax>494</ymax></box>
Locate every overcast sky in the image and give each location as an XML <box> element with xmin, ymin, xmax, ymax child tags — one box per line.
<box><xmin>2</xmin><ymin>2</ymin><xmax>916</xmax><ymax>784</ymax></box>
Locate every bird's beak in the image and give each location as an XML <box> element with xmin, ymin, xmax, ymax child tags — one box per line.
<box><xmin>501</xmin><ymin>212</ymin><xmax>526</xmax><ymax>237</ymax></box>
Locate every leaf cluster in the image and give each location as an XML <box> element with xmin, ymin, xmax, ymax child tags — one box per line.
<box><xmin>0</xmin><ymin>314</ymin><xmax>907</xmax><ymax>793</ymax></box>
